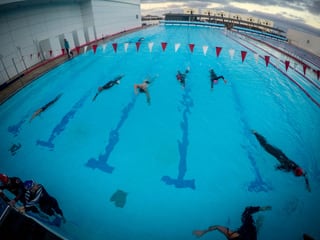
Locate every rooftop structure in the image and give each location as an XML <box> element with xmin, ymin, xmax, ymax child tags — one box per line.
<box><xmin>164</xmin><ymin>9</ymin><xmax>286</xmax><ymax>40</ymax></box>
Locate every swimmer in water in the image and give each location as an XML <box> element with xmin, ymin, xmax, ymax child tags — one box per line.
<box><xmin>93</xmin><ymin>75</ymin><xmax>123</xmax><ymax>101</ymax></box>
<box><xmin>134</xmin><ymin>79</ymin><xmax>151</xmax><ymax>104</ymax></box>
<box><xmin>193</xmin><ymin>206</ymin><xmax>271</xmax><ymax>239</ymax></box>
<box><xmin>176</xmin><ymin>67</ymin><xmax>190</xmax><ymax>88</ymax></box>
<box><xmin>209</xmin><ymin>69</ymin><xmax>227</xmax><ymax>90</ymax></box>
<box><xmin>252</xmin><ymin>130</ymin><xmax>311</xmax><ymax>192</ymax></box>
<box><xmin>30</xmin><ymin>94</ymin><xmax>62</xmax><ymax>122</ymax></box>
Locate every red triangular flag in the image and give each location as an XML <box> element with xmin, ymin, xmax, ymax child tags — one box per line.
<box><xmin>112</xmin><ymin>43</ymin><xmax>117</xmax><ymax>52</ymax></box>
<box><xmin>76</xmin><ymin>46</ymin><xmax>81</xmax><ymax>54</ymax></box>
<box><xmin>216</xmin><ymin>47</ymin><xmax>222</xmax><ymax>57</ymax></box>
<box><xmin>92</xmin><ymin>44</ymin><xmax>98</xmax><ymax>54</ymax></box>
<box><xmin>241</xmin><ymin>51</ymin><xmax>247</xmax><ymax>63</ymax></box>
<box><xmin>303</xmin><ymin>64</ymin><xmax>308</xmax><ymax>75</ymax></box>
<box><xmin>189</xmin><ymin>43</ymin><xmax>195</xmax><ymax>53</ymax></box>
<box><xmin>285</xmin><ymin>60</ymin><xmax>290</xmax><ymax>71</ymax></box>
<box><xmin>161</xmin><ymin>42</ymin><xmax>167</xmax><ymax>51</ymax></box>
<box><xmin>49</xmin><ymin>50</ymin><xmax>53</xmax><ymax>56</ymax></box>
<box><xmin>265</xmin><ymin>56</ymin><xmax>270</xmax><ymax>67</ymax></box>
<box><xmin>61</xmin><ymin>49</ymin><xmax>65</xmax><ymax>55</ymax></box>
<box><xmin>136</xmin><ymin>42</ymin><xmax>141</xmax><ymax>52</ymax></box>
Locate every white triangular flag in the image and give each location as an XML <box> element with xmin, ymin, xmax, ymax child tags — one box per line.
<box><xmin>202</xmin><ymin>45</ymin><xmax>208</xmax><ymax>56</ymax></box>
<box><xmin>175</xmin><ymin>43</ymin><xmax>181</xmax><ymax>52</ymax></box>
<box><xmin>148</xmin><ymin>42</ymin><xmax>154</xmax><ymax>52</ymax></box>
<box><xmin>124</xmin><ymin>43</ymin><xmax>129</xmax><ymax>52</ymax></box>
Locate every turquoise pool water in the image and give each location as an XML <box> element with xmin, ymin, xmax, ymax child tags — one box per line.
<box><xmin>1</xmin><ymin>25</ymin><xmax>320</xmax><ymax>240</ymax></box>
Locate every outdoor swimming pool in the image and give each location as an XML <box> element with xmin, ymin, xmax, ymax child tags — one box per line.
<box><xmin>1</xmin><ymin>25</ymin><xmax>320</xmax><ymax>240</ymax></box>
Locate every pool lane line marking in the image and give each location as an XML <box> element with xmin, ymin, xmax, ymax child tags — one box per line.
<box><xmin>36</xmin><ymin>94</ymin><xmax>89</xmax><ymax>149</ymax></box>
<box><xmin>162</xmin><ymin>87</ymin><xmax>196</xmax><ymax>189</ymax></box>
<box><xmin>86</xmin><ymin>95</ymin><xmax>137</xmax><ymax>173</ymax></box>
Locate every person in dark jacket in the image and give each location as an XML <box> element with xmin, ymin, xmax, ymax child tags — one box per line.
<box><xmin>19</xmin><ymin>180</ymin><xmax>65</xmax><ymax>223</ymax></box>
<box><xmin>192</xmin><ymin>206</ymin><xmax>271</xmax><ymax>239</ymax></box>
<box><xmin>0</xmin><ymin>173</ymin><xmax>25</xmax><ymax>207</ymax></box>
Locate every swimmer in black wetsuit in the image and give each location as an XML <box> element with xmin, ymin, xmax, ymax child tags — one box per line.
<box><xmin>210</xmin><ymin>69</ymin><xmax>227</xmax><ymax>90</ymax></box>
<box><xmin>30</xmin><ymin>94</ymin><xmax>62</xmax><ymax>122</ymax></box>
<box><xmin>193</xmin><ymin>206</ymin><xmax>271</xmax><ymax>239</ymax></box>
<box><xmin>252</xmin><ymin>130</ymin><xmax>311</xmax><ymax>192</ymax></box>
<box><xmin>176</xmin><ymin>67</ymin><xmax>190</xmax><ymax>88</ymax></box>
<box><xmin>92</xmin><ymin>75</ymin><xmax>124</xmax><ymax>101</ymax></box>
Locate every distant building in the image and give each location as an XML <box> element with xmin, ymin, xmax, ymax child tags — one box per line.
<box><xmin>142</xmin><ymin>15</ymin><xmax>164</xmax><ymax>25</ymax></box>
<box><xmin>164</xmin><ymin>8</ymin><xmax>285</xmax><ymax>40</ymax></box>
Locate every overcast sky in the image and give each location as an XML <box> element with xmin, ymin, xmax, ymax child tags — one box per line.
<box><xmin>140</xmin><ymin>0</ymin><xmax>320</xmax><ymax>35</ymax></box>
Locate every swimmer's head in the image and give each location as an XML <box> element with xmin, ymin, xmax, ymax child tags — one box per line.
<box><xmin>24</xmin><ymin>180</ymin><xmax>35</xmax><ymax>190</ymax></box>
<box><xmin>0</xmin><ymin>174</ymin><xmax>8</xmax><ymax>184</ymax></box>
<box><xmin>144</xmin><ymin>80</ymin><xmax>150</xmax><ymax>84</ymax></box>
<box><xmin>294</xmin><ymin>167</ymin><xmax>304</xmax><ymax>177</ymax></box>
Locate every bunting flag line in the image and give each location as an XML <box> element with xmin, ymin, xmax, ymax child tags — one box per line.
<box><xmin>202</xmin><ymin>46</ymin><xmax>208</xmax><ymax>56</ymax></box>
<box><xmin>148</xmin><ymin>42</ymin><xmax>154</xmax><ymax>53</ymax></box>
<box><xmin>161</xmin><ymin>42</ymin><xmax>167</xmax><ymax>52</ymax></box>
<box><xmin>112</xmin><ymin>43</ymin><xmax>117</xmax><ymax>53</ymax></box>
<box><xmin>265</xmin><ymin>56</ymin><xmax>270</xmax><ymax>67</ymax></box>
<box><xmin>136</xmin><ymin>42</ymin><xmax>141</xmax><ymax>52</ymax></box>
<box><xmin>92</xmin><ymin>44</ymin><xmax>98</xmax><ymax>54</ymax></box>
<box><xmin>303</xmin><ymin>64</ymin><xmax>308</xmax><ymax>75</ymax></box>
<box><xmin>124</xmin><ymin>43</ymin><xmax>129</xmax><ymax>52</ymax></box>
<box><xmin>241</xmin><ymin>51</ymin><xmax>247</xmax><ymax>63</ymax></box>
<box><xmin>102</xmin><ymin>44</ymin><xmax>107</xmax><ymax>53</ymax></box>
<box><xmin>216</xmin><ymin>47</ymin><xmax>222</xmax><ymax>57</ymax></box>
<box><xmin>229</xmin><ymin>49</ymin><xmax>235</xmax><ymax>60</ymax></box>
<box><xmin>189</xmin><ymin>43</ymin><xmax>195</xmax><ymax>53</ymax></box>
<box><xmin>285</xmin><ymin>60</ymin><xmax>290</xmax><ymax>71</ymax></box>
<box><xmin>254</xmin><ymin>53</ymin><xmax>259</xmax><ymax>63</ymax></box>
<box><xmin>175</xmin><ymin>43</ymin><xmax>181</xmax><ymax>53</ymax></box>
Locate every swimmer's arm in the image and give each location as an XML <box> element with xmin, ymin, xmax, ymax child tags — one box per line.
<box><xmin>145</xmin><ymin>90</ymin><xmax>151</xmax><ymax>104</ymax></box>
<box><xmin>304</xmin><ymin>174</ymin><xmax>311</xmax><ymax>192</ymax></box>
<box><xmin>134</xmin><ymin>84</ymin><xmax>139</xmax><ymax>94</ymax></box>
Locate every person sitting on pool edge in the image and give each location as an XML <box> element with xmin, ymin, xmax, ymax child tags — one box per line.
<box><xmin>252</xmin><ymin>130</ymin><xmax>311</xmax><ymax>192</ymax></box>
<box><xmin>93</xmin><ymin>75</ymin><xmax>124</xmax><ymax>101</ymax></box>
<box><xmin>19</xmin><ymin>180</ymin><xmax>66</xmax><ymax>224</ymax></box>
<box><xmin>29</xmin><ymin>94</ymin><xmax>62</xmax><ymax>122</ymax></box>
<box><xmin>209</xmin><ymin>69</ymin><xmax>227</xmax><ymax>90</ymax></box>
<box><xmin>193</xmin><ymin>206</ymin><xmax>271</xmax><ymax>239</ymax></box>
<box><xmin>134</xmin><ymin>79</ymin><xmax>151</xmax><ymax>104</ymax></box>
<box><xmin>176</xmin><ymin>67</ymin><xmax>190</xmax><ymax>88</ymax></box>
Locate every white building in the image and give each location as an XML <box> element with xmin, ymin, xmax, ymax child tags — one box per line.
<box><xmin>0</xmin><ymin>0</ymin><xmax>141</xmax><ymax>84</ymax></box>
